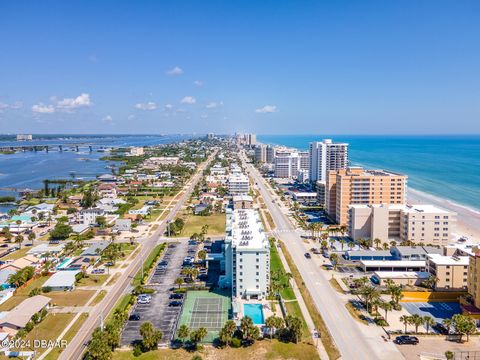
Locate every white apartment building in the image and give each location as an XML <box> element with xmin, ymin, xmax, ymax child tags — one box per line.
<box><xmin>228</xmin><ymin>173</ymin><xmax>249</xmax><ymax>196</ymax></box>
<box><xmin>309</xmin><ymin>139</ymin><xmax>348</xmax><ymax>182</ymax></box>
<box><xmin>349</xmin><ymin>204</ymin><xmax>456</xmax><ymax>245</ymax></box>
<box><xmin>16</xmin><ymin>134</ymin><xmax>33</xmax><ymax>141</ymax></box>
<box><xmin>129</xmin><ymin>147</ymin><xmax>144</xmax><ymax>156</ymax></box>
<box><xmin>274</xmin><ymin>149</ymin><xmax>309</xmax><ymax>179</ymax></box>
<box><xmin>210</xmin><ymin>164</ymin><xmax>227</xmax><ymax>175</ymax></box>
<box><xmin>220</xmin><ymin>209</ymin><xmax>270</xmax><ymax>300</ymax></box>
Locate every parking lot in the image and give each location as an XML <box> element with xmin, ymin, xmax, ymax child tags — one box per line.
<box><xmin>336</xmin><ymin>265</ymin><xmax>363</xmax><ymax>274</ymax></box>
<box><xmin>121</xmin><ymin>240</ymin><xmax>195</xmax><ymax>346</ymax></box>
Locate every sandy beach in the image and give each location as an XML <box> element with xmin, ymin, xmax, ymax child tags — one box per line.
<box><xmin>408</xmin><ymin>188</ymin><xmax>480</xmax><ymax>244</ymax></box>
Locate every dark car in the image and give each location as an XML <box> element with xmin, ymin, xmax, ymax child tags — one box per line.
<box><xmin>169</xmin><ymin>301</ymin><xmax>183</xmax><ymax>307</ymax></box>
<box><xmin>395</xmin><ymin>336</ymin><xmax>419</xmax><ymax>345</ymax></box>
<box><xmin>129</xmin><ymin>314</ymin><xmax>140</xmax><ymax>321</ymax></box>
<box><xmin>169</xmin><ymin>293</ymin><xmax>184</xmax><ymax>299</ymax></box>
<box><xmin>304</xmin><ymin>253</ymin><xmax>311</xmax><ymax>259</ymax></box>
<box><xmin>433</xmin><ymin>323</ymin><xmax>449</xmax><ymax>335</ymax></box>
<box><xmin>158</xmin><ymin>260</ymin><xmax>168</xmax><ymax>266</ymax></box>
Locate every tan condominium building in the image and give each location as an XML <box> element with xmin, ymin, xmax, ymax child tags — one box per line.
<box><xmin>349</xmin><ymin>204</ymin><xmax>456</xmax><ymax>245</ymax></box>
<box><xmin>326</xmin><ymin>167</ymin><xmax>407</xmax><ymax>225</ymax></box>
<box><xmin>467</xmin><ymin>247</ymin><xmax>480</xmax><ymax>310</ymax></box>
<box><xmin>426</xmin><ymin>253</ymin><xmax>469</xmax><ymax>290</ymax></box>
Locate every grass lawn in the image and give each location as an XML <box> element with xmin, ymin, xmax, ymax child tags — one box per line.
<box><xmin>91</xmin><ymin>290</ymin><xmax>107</xmax><ymax>305</ymax></box>
<box><xmin>77</xmin><ymin>274</ymin><xmax>109</xmax><ymax>287</ymax></box>
<box><xmin>2</xmin><ymin>246</ymin><xmax>30</xmax><ymax>260</ymax></box>
<box><xmin>15</xmin><ymin>313</ymin><xmax>75</xmax><ymax>356</ymax></box>
<box><xmin>47</xmin><ymin>289</ymin><xmax>96</xmax><ymax>306</ymax></box>
<box><xmin>106</xmin><ymin>294</ymin><xmax>133</xmax><ymax>323</ymax></box>
<box><xmin>284</xmin><ymin>301</ymin><xmax>310</xmax><ymax>341</ymax></box>
<box><xmin>269</xmin><ymin>241</ymin><xmax>296</xmax><ymax>301</ymax></box>
<box><xmin>345</xmin><ymin>302</ymin><xmax>369</xmax><ymax>325</ymax></box>
<box><xmin>132</xmin><ymin>243</ymin><xmax>166</xmax><ymax>286</ymax></box>
<box><xmin>106</xmin><ymin>272</ymin><xmax>121</xmax><ymax>286</ymax></box>
<box><xmin>112</xmin><ymin>339</ymin><xmax>319</xmax><ymax>360</ymax></box>
<box><xmin>329</xmin><ymin>278</ymin><xmax>345</xmax><ymax>294</ymax></box>
<box><xmin>44</xmin><ymin>313</ymin><xmax>88</xmax><ymax>360</ymax></box>
<box><xmin>175</xmin><ymin>213</ymin><xmax>225</xmax><ymax>237</ymax></box>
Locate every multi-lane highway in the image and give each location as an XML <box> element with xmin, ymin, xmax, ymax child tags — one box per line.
<box><xmin>59</xmin><ymin>152</ymin><xmax>216</xmax><ymax>360</ymax></box>
<box><xmin>242</xmin><ymin>153</ymin><xmax>404</xmax><ymax>360</ymax></box>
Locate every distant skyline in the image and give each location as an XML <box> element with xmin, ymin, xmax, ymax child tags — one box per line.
<box><xmin>1</xmin><ymin>1</ymin><xmax>480</xmax><ymax>134</ymax></box>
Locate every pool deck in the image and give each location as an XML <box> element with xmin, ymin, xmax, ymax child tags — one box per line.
<box><xmin>233</xmin><ymin>298</ymin><xmax>276</xmax><ymax>325</ymax></box>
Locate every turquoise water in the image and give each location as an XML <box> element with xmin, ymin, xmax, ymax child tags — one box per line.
<box><xmin>244</xmin><ymin>303</ymin><xmax>265</xmax><ymax>324</ymax></box>
<box><xmin>258</xmin><ymin>135</ymin><xmax>480</xmax><ymax>211</ymax></box>
<box><xmin>56</xmin><ymin>258</ymin><xmax>73</xmax><ymax>269</ymax></box>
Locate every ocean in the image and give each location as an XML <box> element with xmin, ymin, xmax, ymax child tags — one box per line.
<box><xmin>258</xmin><ymin>135</ymin><xmax>480</xmax><ymax>212</ymax></box>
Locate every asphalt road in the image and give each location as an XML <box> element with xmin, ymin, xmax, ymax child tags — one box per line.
<box><xmin>59</xmin><ymin>152</ymin><xmax>216</xmax><ymax>360</ymax></box>
<box><xmin>242</xmin><ymin>153</ymin><xmax>404</xmax><ymax>360</ymax></box>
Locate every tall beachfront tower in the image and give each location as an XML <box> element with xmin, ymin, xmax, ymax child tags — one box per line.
<box><xmin>221</xmin><ymin>208</ymin><xmax>270</xmax><ymax>300</ymax></box>
<box><xmin>309</xmin><ymin>139</ymin><xmax>349</xmax><ymax>182</ymax></box>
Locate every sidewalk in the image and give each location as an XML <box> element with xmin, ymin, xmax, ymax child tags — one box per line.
<box><xmin>275</xmin><ymin>241</ymin><xmax>329</xmax><ymax>360</ymax></box>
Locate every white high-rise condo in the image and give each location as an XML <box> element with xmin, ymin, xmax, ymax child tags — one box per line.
<box><xmin>309</xmin><ymin>139</ymin><xmax>349</xmax><ymax>182</ymax></box>
<box><xmin>220</xmin><ymin>209</ymin><xmax>270</xmax><ymax>300</ymax></box>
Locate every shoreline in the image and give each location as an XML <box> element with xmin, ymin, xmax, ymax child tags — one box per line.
<box><xmin>407</xmin><ymin>187</ymin><xmax>480</xmax><ymax>244</ymax></box>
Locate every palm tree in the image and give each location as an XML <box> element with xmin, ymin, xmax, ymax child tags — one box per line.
<box><xmin>378</xmin><ymin>301</ymin><xmax>393</xmax><ymax>322</ymax></box>
<box><xmin>373</xmin><ymin>238</ymin><xmax>382</xmax><ymax>249</ymax></box>
<box><xmin>177</xmin><ymin>324</ymin><xmax>190</xmax><ymax>345</ymax></box>
<box><xmin>410</xmin><ymin>314</ymin><xmax>424</xmax><ymax>334</ymax></box>
<box><xmin>265</xmin><ymin>316</ymin><xmax>277</xmax><ymax>340</ymax></box>
<box><xmin>329</xmin><ymin>237</ymin><xmax>336</xmax><ymax>249</ymax></box>
<box><xmin>400</xmin><ymin>315</ymin><xmax>411</xmax><ymax>334</ymax></box>
<box><xmin>339</xmin><ymin>238</ymin><xmax>346</xmax><ymax>251</ymax></box>
<box><xmin>442</xmin><ymin>318</ymin><xmax>452</xmax><ymax>334</ymax></box>
<box><xmin>174</xmin><ymin>277</ymin><xmax>184</xmax><ymax>288</ymax></box>
<box><xmin>389</xmin><ymin>240</ymin><xmax>397</xmax><ymax>248</ymax></box>
<box><xmin>307</xmin><ymin>222</ymin><xmax>316</xmax><ymax>240</ymax></box>
<box><xmin>347</xmin><ymin>241</ymin><xmax>355</xmax><ymax>251</ymax></box>
<box><xmin>329</xmin><ymin>253</ymin><xmax>339</xmax><ymax>271</ymax></box>
<box><xmin>15</xmin><ymin>234</ymin><xmax>24</xmax><ymax>249</ymax></box>
<box><xmin>28</xmin><ymin>232</ymin><xmax>36</xmax><ymax>245</ymax></box>
<box><xmin>423</xmin><ymin>316</ymin><xmax>435</xmax><ymax>334</ymax></box>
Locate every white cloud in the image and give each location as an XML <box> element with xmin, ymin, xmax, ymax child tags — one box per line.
<box><xmin>255</xmin><ymin>105</ymin><xmax>277</xmax><ymax>113</ymax></box>
<box><xmin>0</xmin><ymin>101</ymin><xmax>23</xmax><ymax>111</ymax></box>
<box><xmin>193</xmin><ymin>80</ymin><xmax>203</xmax><ymax>87</ymax></box>
<box><xmin>166</xmin><ymin>66</ymin><xmax>184</xmax><ymax>76</ymax></box>
<box><xmin>181</xmin><ymin>96</ymin><xmax>196</xmax><ymax>104</ymax></box>
<box><xmin>135</xmin><ymin>102</ymin><xmax>158</xmax><ymax>110</ymax></box>
<box><xmin>164</xmin><ymin>104</ymin><xmax>173</xmax><ymax>110</ymax></box>
<box><xmin>56</xmin><ymin>93</ymin><xmax>91</xmax><ymax>110</ymax></box>
<box><xmin>200</xmin><ymin>114</ymin><xmax>208</xmax><ymax>119</ymax></box>
<box><xmin>206</xmin><ymin>101</ymin><xmax>223</xmax><ymax>109</ymax></box>
<box><xmin>32</xmin><ymin>103</ymin><xmax>55</xmax><ymax>113</ymax></box>
<box><xmin>128</xmin><ymin>114</ymin><xmax>135</xmax><ymax>120</ymax></box>
<box><xmin>102</xmin><ymin>115</ymin><xmax>113</xmax><ymax>123</ymax></box>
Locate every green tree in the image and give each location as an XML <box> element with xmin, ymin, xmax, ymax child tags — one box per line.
<box><xmin>197</xmin><ymin>250</ymin><xmax>207</xmax><ymax>261</ymax></box>
<box><xmin>140</xmin><ymin>321</ymin><xmax>163</xmax><ymax>351</ymax></box>
<box><xmin>452</xmin><ymin>314</ymin><xmax>477</xmax><ymax>342</ymax></box>
<box><xmin>373</xmin><ymin>238</ymin><xmax>382</xmax><ymax>249</ymax></box>
<box><xmin>28</xmin><ymin>232</ymin><xmax>36</xmax><ymax>245</ymax></box>
<box><xmin>174</xmin><ymin>277</ymin><xmax>184</xmax><ymax>288</ymax></box>
<box><xmin>329</xmin><ymin>253</ymin><xmax>339</xmax><ymax>270</ymax></box>
<box><xmin>410</xmin><ymin>314</ymin><xmax>424</xmax><ymax>334</ymax></box>
<box><xmin>423</xmin><ymin>316</ymin><xmax>435</xmax><ymax>334</ymax></box>
<box><xmin>400</xmin><ymin>315</ymin><xmax>411</xmax><ymax>334</ymax></box>
<box><xmin>219</xmin><ymin>320</ymin><xmax>237</xmax><ymax>346</ymax></box>
<box><xmin>177</xmin><ymin>324</ymin><xmax>190</xmax><ymax>345</ymax></box>
<box><xmin>87</xmin><ymin>328</ymin><xmax>113</xmax><ymax>360</ymax></box>
<box><xmin>50</xmin><ymin>222</ymin><xmax>73</xmax><ymax>240</ymax></box>
<box><xmin>15</xmin><ymin>234</ymin><xmax>24</xmax><ymax>249</ymax></box>
<box><xmin>285</xmin><ymin>315</ymin><xmax>303</xmax><ymax>343</ymax></box>
<box><xmin>378</xmin><ymin>301</ymin><xmax>393</xmax><ymax>322</ymax></box>
<box><xmin>190</xmin><ymin>327</ymin><xmax>208</xmax><ymax>349</ymax></box>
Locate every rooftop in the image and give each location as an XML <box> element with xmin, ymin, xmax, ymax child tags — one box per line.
<box><xmin>42</xmin><ymin>270</ymin><xmax>81</xmax><ymax>288</ymax></box>
<box><xmin>373</xmin><ymin>271</ymin><xmax>430</xmax><ymax>279</ymax></box>
<box><xmin>226</xmin><ymin>209</ymin><xmax>268</xmax><ymax>250</ymax></box>
<box><xmin>360</xmin><ymin>260</ymin><xmax>426</xmax><ymax>267</ymax></box>
<box><xmin>427</xmin><ymin>254</ymin><xmax>469</xmax><ymax>266</ymax></box>
<box><xmin>0</xmin><ymin>295</ymin><xmax>51</xmax><ymax>328</ymax></box>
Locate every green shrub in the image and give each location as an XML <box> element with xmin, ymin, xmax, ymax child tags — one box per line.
<box><xmin>29</xmin><ymin>287</ymin><xmax>41</xmax><ymax>297</ymax></box>
<box><xmin>231</xmin><ymin>337</ymin><xmax>241</xmax><ymax>348</ymax></box>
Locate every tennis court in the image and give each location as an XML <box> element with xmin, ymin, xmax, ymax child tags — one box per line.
<box><xmin>176</xmin><ymin>290</ymin><xmax>230</xmax><ymax>342</ymax></box>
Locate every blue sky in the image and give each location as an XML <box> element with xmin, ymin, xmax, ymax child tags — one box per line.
<box><xmin>1</xmin><ymin>1</ymin><xmax>479</xmax><ymax>134</ymax></box>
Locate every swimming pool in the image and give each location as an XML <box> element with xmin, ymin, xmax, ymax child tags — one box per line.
<box><xmin>244</xmin><ymin>304</ymin><xmax>264</xmax><ymax>325</ymax></box>
<box><xmin>56</xmin><ymin>258</ymin><xmax>73</xmax><ymax>270</ymax></box>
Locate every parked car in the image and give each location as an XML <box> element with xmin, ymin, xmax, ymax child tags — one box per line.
<box><xmin>129</xmin><ymin>314</ymin><xmax>141</xmax><ymax>321</ymax></box>
<box><xmin>158</xmin><ymin>260</ymin><xmax>168</xmax><ymax>266</ymax></box>
<box><xmin>433</xmin><ymin>323</ymin><xmax>449</xmax><ymax>335</ymax></box>
<box><xmin>169</xmin><ymin>301</ymin><xmax>183</xmax><ymax>307</ymax></box>
<box><xmin>395</xmin><ymin>336</ymin><xmax>419</xmax><ymax>345</ymax></box>
<box><xmin>138</xmin><ymin>297</ymin><xmax>150</xmax><ymax>304</ymax></box>
<box><xmin>304</xmin><ymin>253</ymin><xmax>311</xmax><ymax>259</ymax></box>
<box><xmin>169</xmin><ymin>293</ymin><xmax>184</xmax><ymax>299</ymax></box>
<box><xmin>92</xmin><ymin>268</ymin><xmax>105</xmax><ymax>274</ymax></box>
